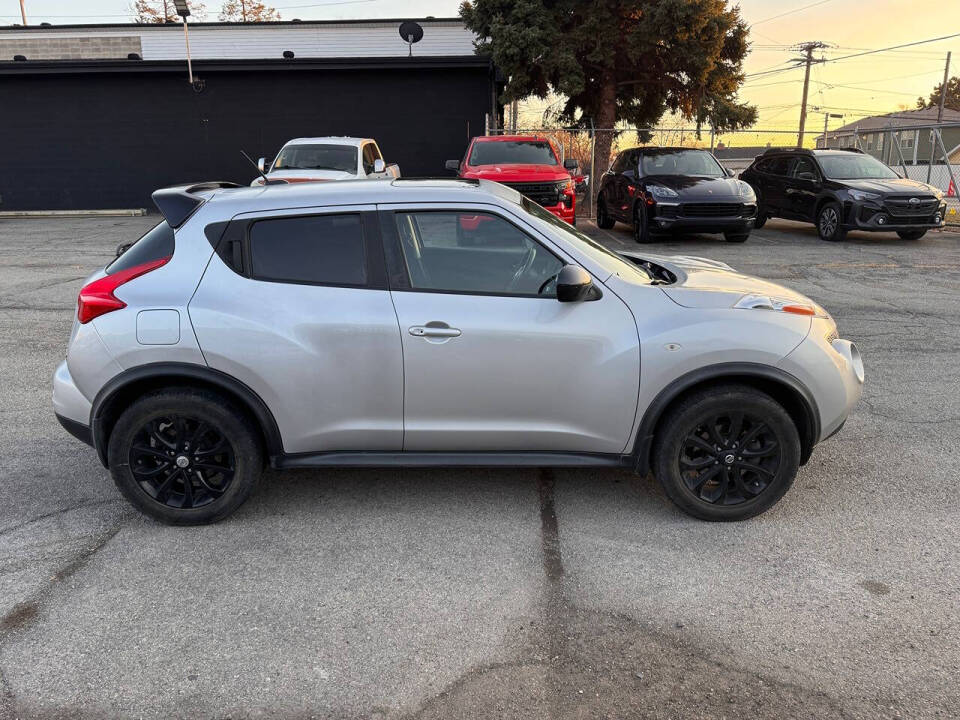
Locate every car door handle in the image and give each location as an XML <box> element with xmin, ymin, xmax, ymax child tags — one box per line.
<box><xmin>409</xmin><ymin>324</ymin><xmax>461</xmax><ymax>338</ymax></box>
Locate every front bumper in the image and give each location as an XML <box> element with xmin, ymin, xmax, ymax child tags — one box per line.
<box><xmin>845</xmin><ymin>200</ymin><xmax>947</xmax><ymax>231</ymax></box>
<box><xmin>778</xmin><ymin>319</ymin><xmax>864</xmax><ymax>443</ymax></box>
<box><xmin>542</xmin><ymin>199</ymin><xmax>576</xmax><ymax>224</ymax></box>
<box><xmin>651</xmin><ymin>201</ymin><xmax>757</xmax><ymax>234</ymax></box>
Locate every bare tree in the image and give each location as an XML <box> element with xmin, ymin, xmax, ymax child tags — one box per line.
<box><xmin>131</xmin><ymin>0</ymin><xmax>207</xmax><ymax>23</ymax></box>
<box><xmin>219</xmin><ymin>0</ymin><xmax>280</xmax><ymax>22</ymax></box>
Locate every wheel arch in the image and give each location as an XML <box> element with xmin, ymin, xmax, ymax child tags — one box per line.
<box><xmin>90</xmin><ymin>362</ymin><xmax>283</xmax><ymax>468</ymax></box>
<box><xmin>632</xmin><ymin>363</ymin><xmax>821</xmax><ymax>476</ymax></box>
<box><xmin>813</xmin><ymin>193</ymin><xmax>840</xmax><ymax>222</ymax></box>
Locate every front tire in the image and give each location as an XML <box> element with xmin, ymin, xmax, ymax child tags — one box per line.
<box><xmin>633</xmin><ymin>203</ymin><xmax>657</xmax><ymax>243</ymax></box>
<box><xmin>596</xmin><ymin>197</ymin><xmax>615</xmax><ymax>229</ymax></box>
<box><xmin>108</xmin><ymin>388</ymin><xmax>264</xmax><ymax>525</ymax></box>
<box><xmin>817</xmin><ymin>202</ymin><xmax>847</xmax><ymax>242</ymax></box>
<box><xmin>897</xmin><ymin>230</ymin><xmax>926</xmax><ymax>240</ymax></box>
<box><xmin>652</xmin><ymin>385</ymin><xmax>800</xmax><ymax>521</ymax></box>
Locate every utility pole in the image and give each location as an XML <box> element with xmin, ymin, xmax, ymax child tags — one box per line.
<box><xmin>816</xmin><ymin>110</ymin><xmax>843</xmax><ymax>148</ymax></box>
<box><xmin>794</xmin><ymin>42</ymin><xmax>828</xmax><ymax>148</ymax></box>
<box><xmin>928</xmin><ymin>51</ymin><xmax>951</xmax><ymax>182</ymax></box>
<box><xmin>19</xmin><ymin>0</ymin><xmax>27</xmax><ymax>24</ymax></box>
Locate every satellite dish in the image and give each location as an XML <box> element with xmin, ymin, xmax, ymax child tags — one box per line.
<box><xmin>399</xmin><ymin>21</ymin><xmax>423</xmax><ymax>57</ymax></box>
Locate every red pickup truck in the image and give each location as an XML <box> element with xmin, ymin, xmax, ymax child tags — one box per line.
<box><xmin>446</xmin><ymin>135</ymin><xmax>580</xmax><ymax>224</ymax></box>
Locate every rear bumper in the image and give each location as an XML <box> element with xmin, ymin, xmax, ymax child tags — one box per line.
<box><xmin>56</xmin><ymin>413</ymin><xmax>93</xmax><ymax>447</ymax></box>
<box><xmin>53</xmin><ymin>360</ymin><xmax>94</xmax><ymax>447</ymax></box>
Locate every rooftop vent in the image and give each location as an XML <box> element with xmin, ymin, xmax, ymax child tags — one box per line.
<box><xmin>13</xmin><ymin>54</ymin><xmax>26</xmax><ymax>61</ymax></box>
<box><xmin>282</xmin><ymin>50</ymin><xmax>295</xmax><ymax>59</ymax></box>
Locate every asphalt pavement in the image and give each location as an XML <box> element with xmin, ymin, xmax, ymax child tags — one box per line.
<box><xmin>0</xmin><ymin>214</ymin><xmax>957</xmax><ymax>719</ymax></box>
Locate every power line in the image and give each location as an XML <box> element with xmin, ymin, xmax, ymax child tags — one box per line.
<box><xmin>750</xmin><ymin>0</ymin><xmax>835</xmax><ymax>27</ymax></box>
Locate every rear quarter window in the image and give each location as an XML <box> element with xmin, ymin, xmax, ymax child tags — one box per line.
<box><xmin>106</xmin><ymin>221</ymin><xmax>174</xmax><ymax>275</ymax></box>
<box><xmin>248</xmin><ymin>214</ymin><xmax>366</xmax><ymax>286</ymax></box>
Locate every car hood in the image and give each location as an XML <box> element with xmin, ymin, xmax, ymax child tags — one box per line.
<box><xmin>460</xmin><ymin>164</ymin><xmax>570</xmax><ymax>182</ymax></box>
<box><xmin>251</xmin><ymin>169</ymin><xmax>357</xmax><ymax>186</ymax></box>
<box><xmin>619</xmin><ymin>251</ymin><xmax>817</xmax><ymax>309</ymax></box>
<box><xmin>838</xmin><ymin>177</ymin><xmax>939</xmax><ymax>195</ymax></box>
<box><xmin>643</xmin><ymin>175</ymin><xmax>742</xmax><ymax>199</ymax></box>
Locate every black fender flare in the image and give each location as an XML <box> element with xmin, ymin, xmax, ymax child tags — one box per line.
<box><xmin>631</xmin><ymin>362</ymin><xmax>821</xmax><ymax>475</ymax></box>
<box><xmin>90</xmin><ymin>362</ymin><xmax>283</xmax><ymax>467</ymax></box>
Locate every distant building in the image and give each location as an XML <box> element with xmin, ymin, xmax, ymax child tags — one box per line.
<box><xmin>814</xmin><ymin>107</ymin><xmax>960</xmax><ymax>166</ymax></box>
<box><xmin>0</xmin><ymin>19</ymin><xmax>500</xmax><ymax>210</ymax></box>
<box><xmin>712</xmin><ymin>144</ymin><xmax>772</xmax><ymax>171</ymax></box>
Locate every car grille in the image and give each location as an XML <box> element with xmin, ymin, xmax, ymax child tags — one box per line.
<box><xmin>883</xmin><ymin>196</ymin><xmax>939</xmax><ymax>217</ymax></box>
<box><xmin>501</xmin><ymin>181</ymin><xmax>565</xmax><ymax>207</ymax></box>
<box><xmin>680</xmin><ymin>202</ymin><xmax>744</xmax><ymax>218</ymax></box>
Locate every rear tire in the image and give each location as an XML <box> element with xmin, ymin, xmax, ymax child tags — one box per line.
<box><xmin>724</xmin><ymin>232</ymin><xmax>750</xmax><ymax>243</ymax></box>
<box><xmin>108</xmin><ymin>388</ymin><xmax>264</xmax><ymax>525</ymax></box>
<box><xmin>897</xmin><ymin>230</ymin><xmax>926</xmax><ymax>240</ymax></box>
<box><xmin>652</xmin><ymin>385</ymin><xmax>800</xmax><ymax>521</ymax></box>
<box><xmin>817</xmin><ymin>202</ymin><xmax>847</xmax><ymax>242</ymax></box>
<box><xmin>596</xmin><ymin>197</ymin><xmax>615</xmax><ymax>229</ymax></box>
<box><xmin>754</xmin><ymin>211</ymin><xmax>767</xmax><ymax>229</ymax></box>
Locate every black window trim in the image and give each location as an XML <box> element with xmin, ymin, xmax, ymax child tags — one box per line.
<box><xmin>207</xmin><ymin>209</ymin><xmax>388</xmax><ymax>291</ymax></box>
<box><xmin>377</xmin><ymin>206</ymin><xmax>568</xmax><ymax>300</ymax></box>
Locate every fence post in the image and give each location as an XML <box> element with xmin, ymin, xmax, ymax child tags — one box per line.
<box><xmin>935</xmin><ymin>128</ymin><xmax>959</xmax><ymax>202</ymax></box>
<box><xmin>589</xmin><ymin>121</ymin><xmax>596</xmax><ymax>220</ymax></box>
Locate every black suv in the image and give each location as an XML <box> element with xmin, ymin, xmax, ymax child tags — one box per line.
<box><xmin>596</xmin><ymin>147</ymin><xmax>757</xmax><ymax>243</ymax></box>
<box><xmin>740</xmin><ymin>148</ymin><xmax>946</xmax><ymax>241</ymax></box>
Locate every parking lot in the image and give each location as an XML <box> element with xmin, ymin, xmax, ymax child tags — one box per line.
<box><xmin>1</xmin><ymin>214</ymin><xmax>958</xmax><ymax>719</ymax></box>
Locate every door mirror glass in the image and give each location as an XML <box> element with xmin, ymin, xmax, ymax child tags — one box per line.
<box><xmin>257</xmin><ymin>157</ymin><xmax>267</xmax><ymax>173</ymax></box>
<box><xmin>373</xmin><ymin>158</ymin><xmax>386</xmax><ymax>174</ymax></box>
<box><xmin>563</xmin><ymin>158</ymin><xmax>579</xmax><ymax>171</ymax></box>
<box><xmin>556</xmin><ymin>264</ymin><xmax>599</xmax><ymax>302</ymax></box>
<box><xmin>445</xmin><ymin>159</ymin><xmax>460</xmax><ymax>173</ymax></box>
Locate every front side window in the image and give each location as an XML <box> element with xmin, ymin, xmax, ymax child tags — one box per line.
<box><xmin>468</xmin><ymin>140</ymin><xmax>559</xmax><ymax>167</ymax></box>
<box><xmin>272</xmin><ymin>144</ymin><xmax>358</xmax><ymax>174</ymax></box>
<box><xmin>249</xmin><ymin>214</ymin><xmax>366</xmax><ymax>286</ymax></box>
<box><xmin>818</xmin><ymin>154</ymin><xmax>899</xmax><ymax>180</ymax></box>
<box><xmin>791</xmin><ymin>157</ymin><xmax>818</xmax><ymax>180</ymax></box>
<box><xmin>391</xmin><ymin>211</ymin><xmax>564</xmax><ymax>296</ymax></box>
<box><xmin>641</xmin><ymin>149</ymin><xmax>724</xmax><ymax>177</ymax></box>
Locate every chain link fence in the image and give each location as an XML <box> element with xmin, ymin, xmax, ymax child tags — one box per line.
<box><xmin>487</xmin><ymin>123</ymin><xmax>960</xmax><ymax>225</ymax></box>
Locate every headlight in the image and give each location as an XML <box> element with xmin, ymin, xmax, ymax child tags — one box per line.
<box><xmin>737</xmin><ymin>180</ymin><xmax>756</xmax><ymax>200</ymax></box>
<box><xmin>932</xmin><ymin>188</ymin><xmax>944</xmax><ymax>200</ymax></box>
<box><xmin>849</xmin><ymin>189</ymin><xmax>881</xmax><ymax>202</ymax></box>
<box><xmin>646</xmin><ymin>184</ymin><xmax>678</xmax><ymax>200</ymax></box>
<box><xmin>733</xmin><ymin>294</ymin><xmax>829</xmax><ymax>318</ymax></box>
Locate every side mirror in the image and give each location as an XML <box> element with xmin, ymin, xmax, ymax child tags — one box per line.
<box><xmin>556</xmin><ymin>265</ymin><xmax>599</xmax><ymax>303</ymax></box>
<box><xmin>724</xmin><ymin>167</ymin><xmax>735</xmax><ymax>177</ymax></box>
<box><xmin>257</xmin><ymin>157</ymin><xmax>267</xmax><ymax>173</ymax></box>
<box><xmin>373</xmin><ymin>158</ymin><xmax>386</xmax><ymax>174</ymax></box>
<box><xmin>115</xmin><ymin>242</ymin><xmax>133</xmax><ymax>258</ymax></box>
<box><xmin>797</xmin><ymin>171</ymin><xmax>818</xmax><ymax>182</ymax></box>
<box><xmin>445</xmin><ymin>159</ymin><xmax>460</xmax><ymax>173</ymax></box>
<box><xmin>563</xmin><ymin>158</ymin><xmax>579</xmax><ymax>171</ymax></box>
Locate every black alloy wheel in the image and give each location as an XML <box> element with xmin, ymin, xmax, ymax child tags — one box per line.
<box><xmin>653</xmin><ymin>385</ymin><xmax>800</xmax><ymax>521</ymax></box>
<box><xmin>129</xmin><ymin>415</ymin><xmax>235</xmax><ymax>509</ymax></box>
<box><xmin>109</xmin><ymin>388</ymin><xmax>263</xmax><ymax>525</ymax></box>
<box><xmin>677</xmin><ymin>412</ymin><xmax>779</xmax><ymax>506</ymax></box>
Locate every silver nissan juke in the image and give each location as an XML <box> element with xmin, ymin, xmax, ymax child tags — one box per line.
<box><xmin>53</xmin><ymin>178</ymin><xmax>863</xmax><ymax>525</ymax></box>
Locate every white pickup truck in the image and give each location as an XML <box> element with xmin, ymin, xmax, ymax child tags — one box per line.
<box><xmin>252</xmin><ymin>136</ymin><xmax>401</xmax><ymax>186</ymax></box>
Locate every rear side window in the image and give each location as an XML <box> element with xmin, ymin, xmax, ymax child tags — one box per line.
<box><xmin>106</xmin><ymin>221</ymin><xmax>174</xmax><ymax>275</ymax></box>
<box><xmin>248</xmin><ymin>214</ymin><xmax>366</xmax><ymax>286</ymax></box>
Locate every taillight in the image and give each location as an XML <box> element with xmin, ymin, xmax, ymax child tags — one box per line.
<box><xmin>77</xmin><ymin>257</ymin><xmax>170</xmax><ymax>324</ymax></box>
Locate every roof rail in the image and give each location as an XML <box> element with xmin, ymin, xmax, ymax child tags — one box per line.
<box><xmin>761</xmin><ymin>147</ymin><xmax>814</xmax><ymax>155</ymax></box>
<box><xmin>836</xmin><ymin>147</ymin><xmax>863</xmax><ymax>153</ymax></box>
<box><xmin>151</xmin><ymin>181</ymin><xmax>243</xmax><ymax>228</ymax></box>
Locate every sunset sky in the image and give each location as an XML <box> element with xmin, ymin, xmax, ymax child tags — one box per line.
<box><xmin>7</xmin><ymin>0</ymin><xmax>960</xmax><ymax>143</ymax></box>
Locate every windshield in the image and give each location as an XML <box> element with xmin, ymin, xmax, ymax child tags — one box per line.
<box><xmin>817</xmin><ymin>154</ymin><xmax>899</xmax><ymax>180</ymax></box>
<box><xmin>273</xmin><ymin>144</ymin><xmax>357</xmax><ymax>173</ymax></box>
<box><xmin>641</xmin><ymin>149</ymin><xmax>724</xmax><ymax>177</ymax></box>
<box><xmin>520</xmin><ymin>198</ymin><xmax>653</xmax><ymax>283</ymax></box>
<box><xmin>469</xmin><ymin>140</ymin><xmax>559</xmax><ymax>166</ymax></box>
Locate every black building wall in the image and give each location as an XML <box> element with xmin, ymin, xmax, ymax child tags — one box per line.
<box><xmin>0</xmin><ymin>57</ymin><xmax>494</xmax><ymax>210</ymax></box>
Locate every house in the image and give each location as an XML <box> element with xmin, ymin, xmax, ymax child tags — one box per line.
<box><xmin>814</xmin><ymin>107</ymin><xmax>960</xmax><ymax>166</ymax></box>
<box><xmin>0</xmin><ymin>19</ymin><xmax>500</xmax><ymax>210</ymax></box>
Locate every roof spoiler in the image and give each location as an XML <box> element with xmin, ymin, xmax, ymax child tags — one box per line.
<box><xmin>151</xmin><ymin>181</ymin><xmax>243</xmax><ymax>228</ymax></box>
